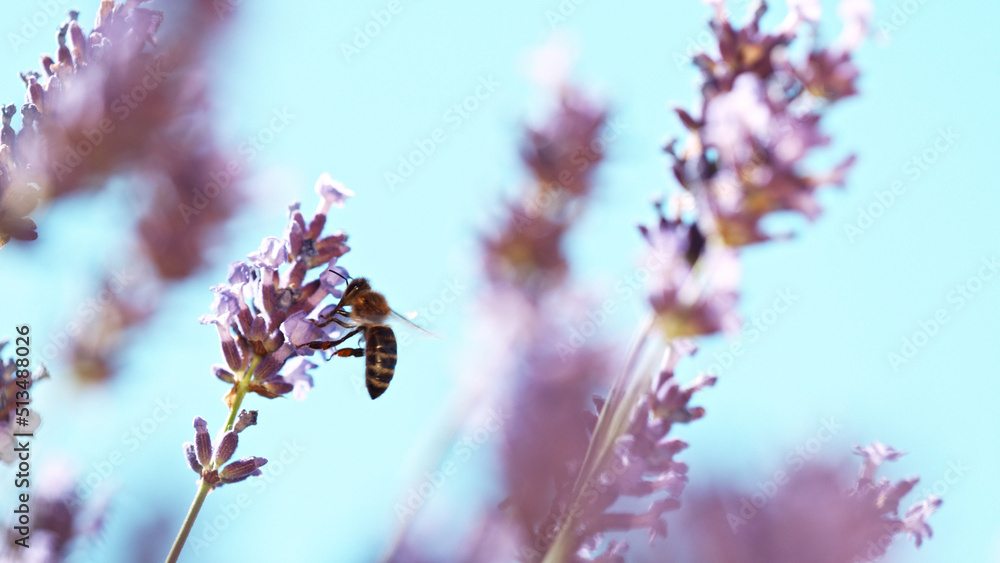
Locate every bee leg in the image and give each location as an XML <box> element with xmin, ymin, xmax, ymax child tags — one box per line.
<box><xmin>313</xmin><ymin>307</ymin><xmax>353</xmax><ymax>329</ymax></box>
<box><xmin>306</xmin><ymin>327</ymin><xmax>363</xmax><ymax>350</ymax></box>
<box><xmin>334</xmin><ymin>348</ymin><xmax>364</xmax><ymax>358</ymax></box>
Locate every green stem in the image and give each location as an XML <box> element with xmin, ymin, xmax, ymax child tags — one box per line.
<box><xmin>164</xmin><ymin>358</ymin><xmax>256</xmax><ymax>562</ymax></box>
<box><xmin>542</xmin><ymin>317</ymin><xmax>662</xmax><ymax>563</ymax></box>
<box><xmin>223</xmin><ymin>385</ymin><xmax>249</xmax><ymax>431</ymax></box>
<box><xmin>164</xmin><ymin>478</ymin><xmax>212</xmax><ymax>563</ymax></box>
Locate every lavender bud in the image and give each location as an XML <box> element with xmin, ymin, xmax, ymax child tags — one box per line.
<box><xmin>221</xmin><ymin>336</ymin><xmax>243</xmax><ymax>372</ymax></box>
<box><xmin>214</xmin><ymin>431</ymin><xmax>238</xmax><ymax>467</ymax></box>
<box><xmin>183</xmin><ymin>442</ymin><xmax>202</xmax><ymax>474</ymax></box>
<box><xmin>219</xmin><ymin>457</ymin><xmax>268</xmax><ymax>484</ymax></box>
<box><xmin>193</xmin><ymin>417</ymin><xmax>213</xmax><ymax>467</ymax></box>
<box><xmin>234</xmin><ymin>410</ymin><xmax>257</xmax><ymax>433</ymax></box>
<box><xmin>262</xmin><ymin>378</ymin><xmax>294</xmax><ymax>396</ymax></box>
<box><xmin>213</xmin><ymin>365</ymin><xmax>235</xmax><ymax>384</ymax></box>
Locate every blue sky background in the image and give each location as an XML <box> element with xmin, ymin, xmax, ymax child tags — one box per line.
<box><xmin>0</xmin><ymin>0</ymin><xmax>998</xmax><ymax>561</ymax></box>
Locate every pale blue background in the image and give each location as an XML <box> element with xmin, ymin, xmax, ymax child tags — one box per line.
<box><xmin>0</xmin><ymin>0</ymin><xmax>997</xmax><ymax>561</ymax></box>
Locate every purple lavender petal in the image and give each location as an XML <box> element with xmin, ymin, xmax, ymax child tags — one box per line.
<box><xmin>314</xmin><ymin>173</ymin><xmax>353</xmax><ymax>213</ymax></box>
<box><xmin>247</xmin><ymin>236</ymin><xmax>288</xmax><ymax>270</ymax></box>
<box><xmin>281</xmin><ymin>357</ymin><xmax>317</xmax><ymax>401</ymax></box>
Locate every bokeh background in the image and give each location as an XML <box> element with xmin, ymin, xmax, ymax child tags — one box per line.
<box><xmin>1</xmin><ymin>0</ymin><xmax>998</xmax><ymax>561</ymax></box>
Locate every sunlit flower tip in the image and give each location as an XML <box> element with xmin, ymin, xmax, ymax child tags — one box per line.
<box><xmin>234</xmin><ymin>410</ymin><xmax>258</xmax><ymax>433</ymax></box>
<box><xmin>314</xmin><ymin>173</ymin><xmax>354</xmax><ymax>211</ymax></box>
<box><xmin>68</xmin><ymin>20</ymin><xmax>86</xmax><ymax>62</ymax></box>
<box><xmin>219</xmin><ymin>457</ymin><xmax>268</xmax><ymax>484</ymax></box>
<box><xmin>855</xmin><ymin>441</ymin><xmax>905</xmax><ymax>482</ymax></box>
<box><xmin>248</xmin><ymin>236</ymin><xmax>288</xmax><ymax>270</ymax></box>
<box><xmin>227</xmin><ymin>261</ymin><xmax>252</xmax><ymax>286</ymax></box>
<box><xmin>904</xmin><ymin>495</ymin><xmax>941</xmax><ymax>547</ymax></box>
<box><xmin>214</xmin><ymin>431</ymin><xmax>238</xmax><ymax>467</ymax></box>
<box><xmin>835</xmin><ymin>0</ymin><xmax>874</xmax><ymax>52</ymax></box>
<box><xmin>193</xmin><ymin>417</ymin><xmax>212</xmax><ymax>467</ymax></box>
<box><xmin>201</xmin><ymin>285</ymin><xmax>242</xmax><ymax>327</ymax></box>
<box><xmin>184</xmin><ymin>442</ymin><xmax>202</xmax><ymax>474</ymax></box>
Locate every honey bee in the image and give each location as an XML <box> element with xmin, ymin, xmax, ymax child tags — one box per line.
<box><xmin>307</xmin><ymin>271</ymin><xmax>427</xmax><ymax>399</ymax></box>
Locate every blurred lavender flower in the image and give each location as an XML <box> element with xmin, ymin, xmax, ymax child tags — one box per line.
<box><xmin>667</xmin><ymin>0</ymin><xmax>871</xmax><ymax>245</ymax></box>
<box><xmin>168</xmin><ymin>180</ymin><xmax>351</xmax><ymax>562</ymax></box>
<box><xmin>0</xmin><ymin>1</ymin><xmax>253</xmax><ymax>385</ymax></box>
<box><xmin>480</xmin><ymin>76</ymin><xmax>615</xmax><ymax>557</ymax></box>
<box><xmin>484</xmin><ymin>84</ymin><xmax>606</xmax><ymax>295</ymax></box>
<box><xmin>0</xmin><ymin>460</ymin><xmax>107</xmax><ymax>561</ymax></box>
<box><xmin>640</xmin><ymin>202</ymin><xmax>740</xmax><ymax>339</ymax></box>
<box><xmin>531</xmin><ymin>344</ymin><xmax>714</xmax><ymax>561</ymax></box>
<box><xmin>182</xmin><ymin>416</ymin><xmax>267</xmax><ymax>488</ymax></box>
<box><xmin>676</xmin><ymin>442</ymin><xmax>939</xmax><ymax>562</ymax></box>
<box><xmin>852</xmin><ymin>442</ymin><xmax>942</xmax><ymax>551</ymax></box>
<box><xmin>200</xmin><ymin>177</ymin><xmax>351</xmax><ymax>407</ymax></box>
<box><xmin>0</xmin><ymin>340</ymin><xmax>48</xmax><ymax>464</ymax></box>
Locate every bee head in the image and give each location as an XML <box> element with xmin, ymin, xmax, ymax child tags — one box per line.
<box><xmin>328</xmin><ymin>269</ymin><xmax>372</xmax><ymax>308</ymax></box>
<box><xmin>343</xmin><ymin>278</ymin><xmax>370</xmax><ymax>299</ymax></box>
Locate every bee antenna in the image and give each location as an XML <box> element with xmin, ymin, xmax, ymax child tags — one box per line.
<box><xmin>329</xmin><ymin>269</ymin><xmax>351</xmax><ymax>283</ymax></box>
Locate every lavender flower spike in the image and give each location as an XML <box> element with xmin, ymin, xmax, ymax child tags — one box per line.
<box><xmin>182</xmin><ymin>415</ymin><xmax>266</xmax><ymax>490</ymax></box>
<box><xmin>199</xmin><ymin>181</ymin><xmax>351</xmax><ymax>406</ymax></box>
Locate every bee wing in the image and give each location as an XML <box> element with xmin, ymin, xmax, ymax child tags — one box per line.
<box><xmin>389</xmin><ymin>309</ymin><xmax>442</xmax><ymax>339</ymax></box>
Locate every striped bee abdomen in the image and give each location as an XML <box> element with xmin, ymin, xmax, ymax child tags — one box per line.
<box><xmin>364</xmin><ymin>325</ymin><xmax>397</xmax><ymax>399</ymax></box>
